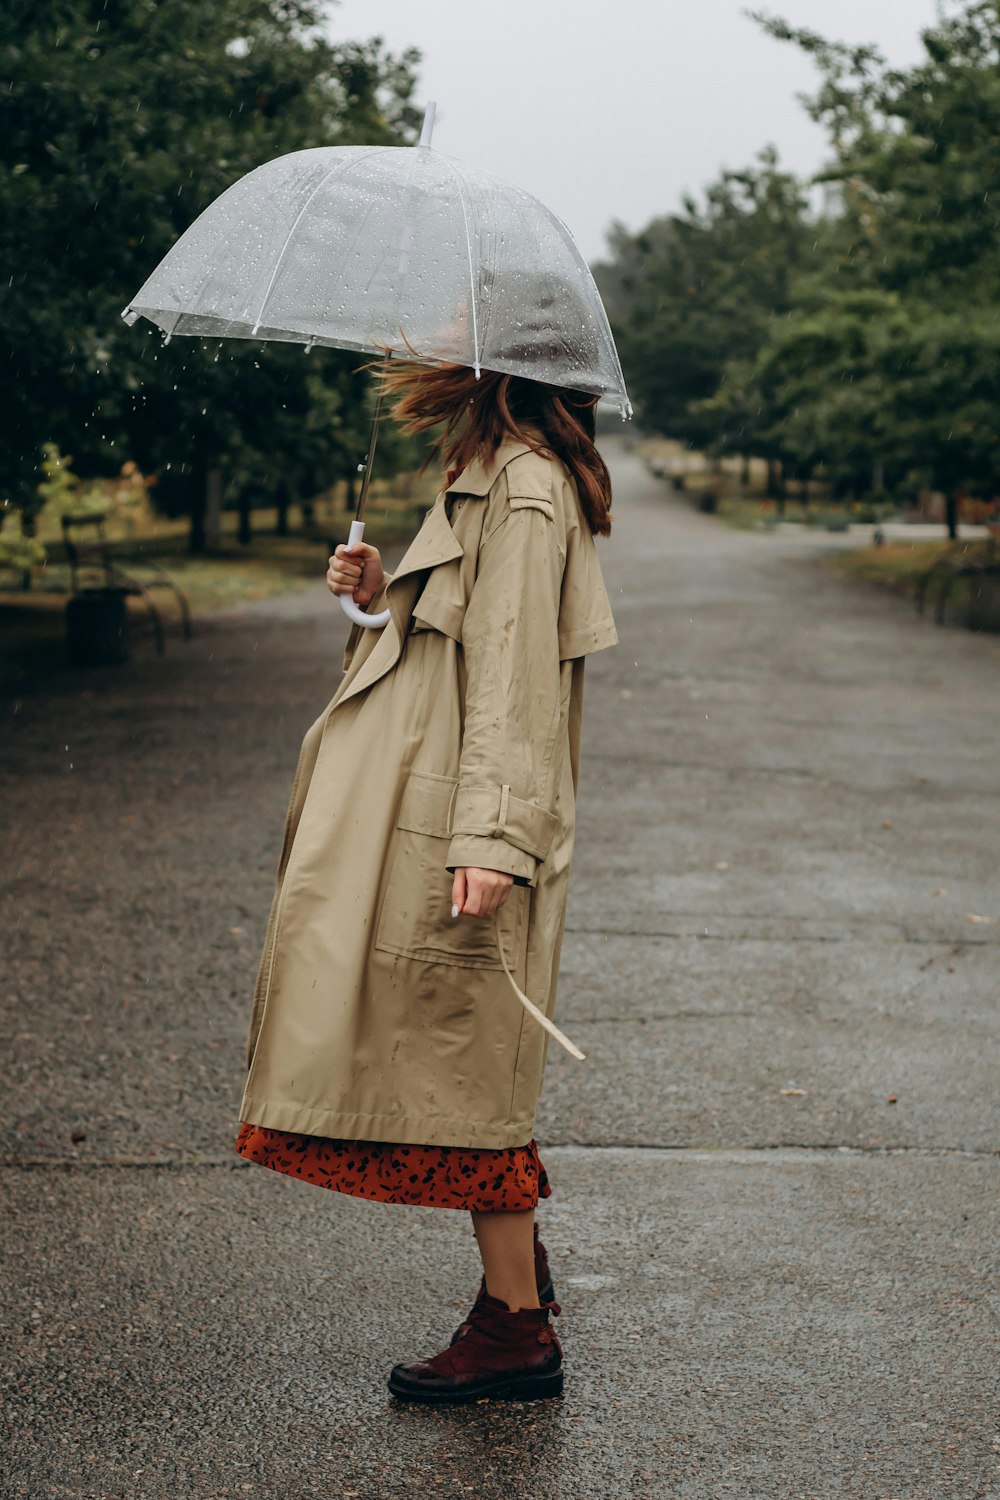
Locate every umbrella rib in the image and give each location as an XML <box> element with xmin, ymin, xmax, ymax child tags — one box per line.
<box><xmin>250</xmin><ymin>147</ymin><xmax>396</xmax><ymax>337</ymax></box>
<box><xmin>434</xmin><ymin>153</ymin><xmax>481</xmax><ymax>376</ymax></box>
<box><xmin>387</xmin><ymin>143</ymin><xmax>423</xmax><ymax>334</ymax></box>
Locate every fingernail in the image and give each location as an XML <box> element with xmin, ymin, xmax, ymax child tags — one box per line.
<box><xmin>451</xmin><ymin>904</ymin><xmax>459</xmax><ymax>918</ymax></box>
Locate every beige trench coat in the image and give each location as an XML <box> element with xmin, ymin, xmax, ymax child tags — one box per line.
<box><xmin>238</xmin><ymin>433</ymin><xmax>618</xmax><ymax>1149</ymax></box>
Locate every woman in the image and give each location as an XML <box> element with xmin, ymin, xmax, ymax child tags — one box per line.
<box><xmin>235</xmin><ymin>360</ymin><xmax>618</xmax><ymax>1403</ymax></box>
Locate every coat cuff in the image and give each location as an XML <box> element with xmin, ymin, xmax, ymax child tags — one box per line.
<box><xmin>445</xmin><ymin>781</ymin><xmax>560</xmax><ymax>888</ymax></box>
<box><xmin>452</xmin><ymin>781</ymin><xmax>559</xmax><ymax>859</ymax></box>
<box><xmin>445</xmin><ymin>835</ymin><xmax>538</xmax><ymax>887</ymax></box>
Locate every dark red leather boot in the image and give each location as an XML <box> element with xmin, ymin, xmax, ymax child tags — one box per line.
<box><xmin>388</xmin><ymin>1294</ymin><xmax>563</xmax><ymax>1403</ymax></box>
<box><xmin>450</xmin><ymin>1224</ymin><xmax>555</xmax><ymax>1344</ymax></box>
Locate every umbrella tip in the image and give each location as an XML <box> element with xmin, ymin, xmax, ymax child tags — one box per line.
<box><xmin>419</xmin><ymin>101</ymin><xmax>437</xmax><ymax>149</ymax></box>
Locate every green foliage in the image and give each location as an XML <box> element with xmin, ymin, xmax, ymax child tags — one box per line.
<box><xmin>0</xmin><ymin>0</ymin><xmax>422</xmax><ymax>540</ymax></box>
<box><xmin>34</xmin><ymin>443</ymin><xmax>156</xmax><ymax>535</ymax></box>
<box><xmin>595</xmin><ymin>148</ymin><xmax>814</xmax><ymax>449</ymax></box>
<box><xmin>759</xmin><ymin>1</ymin><xmax>1000</xmax><ymax>501</ymax></box>
<box><xmin>0</xmin><ymin>506</ymin><xmax>46</xmax><ymax>577</ymax></box>
<box><xmin>604</xmin><ymin>1</ymin><xmax>1000</xmax><ymax>517</ymax></box>
<box><xmin>36</xmin><ymin>444</ymin><xmax>86</xmax><ymax>518</ymax></box>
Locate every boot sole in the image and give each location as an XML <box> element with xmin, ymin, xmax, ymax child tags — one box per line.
<box><xmin>387</xmin><ymin>1366</ymin><xmax>564</xmax><ymax>1404</ymax></box>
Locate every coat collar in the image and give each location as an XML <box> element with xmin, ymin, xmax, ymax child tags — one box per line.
<box><xmin>444</xmin><ymin>428</ymin><xmax>549</xmax><ymax>497</ymax></box>
<box><xmin>386</xmin><ymin>490</ymin><xmax>464</xmax><ymax>588</ymax></box>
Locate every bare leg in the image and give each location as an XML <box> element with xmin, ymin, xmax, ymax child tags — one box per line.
<box><xmin>470</xmin><ymin>1208</ymin><xmax>540</xmax><ymax>1312</ymax></box>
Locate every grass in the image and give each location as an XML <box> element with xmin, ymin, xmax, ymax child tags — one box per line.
<box><xmin>634</xmin><ymin>436</ymin><xmax>841</xmax><ymax>529</ymax></box>
<box><xmin>829</xmin><ymin>539</ymin><xmax>990</xmax><ymax>601</ymax></box>
<box><xmin>713</xmin><ymin>496</ymin><xmax>814</xmax><ymax>530</ymax></box>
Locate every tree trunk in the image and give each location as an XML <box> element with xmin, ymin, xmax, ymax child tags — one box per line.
<box><xmin>946</xmin><ymin>491</ymin><xmax>959</xmax><ymax>541</ymax></box>
<box><xmin>188</xmin><ymin>470</ymin><xmax>207</xmax><ymax>555</ymax></box>
<box><xmin>765</xmin><ymin>458</ymin><xmax>786</xmax><ymax>507</ymax></box>
<box><xmin>301</xmin><ymin>496</ymin><xmax>317</xmax><ymax>528</ymax></box>
<box><xmin>238</xmin><ymin>491</ymin><xmax>253</xmax><ymax>546</ymax></box>
<box><xmin>205</xmin><ymin>467</ymin><xmax>225</xmax><ymax>551</ymax></box>
<box><xmin>796</xmin><ymin>464</ymin><xmax>813</xmax><ymax>507</ymax></box>
<box><xmin>740</xmin><ymin>453</ymin><xmax>751</xmax><ymax>487</ymax></box>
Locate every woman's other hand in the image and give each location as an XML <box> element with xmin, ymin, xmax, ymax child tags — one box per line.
<box><xmin>327</xmin><ymin>542</ymin><xmax>385</xmax><ymax>606</ymax></box>
<box><xmin>451</xmin><ymin>866</ymin><xmax>514</xmax><ymax>918</ymax></box>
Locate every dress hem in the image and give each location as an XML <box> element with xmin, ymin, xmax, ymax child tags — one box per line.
<box><xmin>234</xmin><ymin>1124</ymin><xmax>551</xmax><ymax>1211</ymax></box>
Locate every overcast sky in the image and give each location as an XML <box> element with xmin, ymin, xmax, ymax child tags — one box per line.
<box><xmin>326</xmin><ymin>0</ymin><xmax>942</xmax><ymax>262</ymax></box>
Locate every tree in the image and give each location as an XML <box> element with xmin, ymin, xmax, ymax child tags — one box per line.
<box><xmin>0</xmin><ymin>0</ymin><xmax>422</xmax><ymax>546</ymax></box>
<box><xmin>751</xmin><ymin>3</ymin><xmax>1000</xmax><ymax>530</ymax></box>
<box><xmin>602</xmin><ymin>2</ymin><xmax>1000</xmax><ymax>535</ymax></box>
<box><xmin>594</xmin><ymin>148</ymin><xmax>814</xmax><ymax>454</ymax></box>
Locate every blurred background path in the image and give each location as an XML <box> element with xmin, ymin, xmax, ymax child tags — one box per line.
<box><xmin>2</xmin><ymin>436</ymin><xmax>997</xmax><ymax>1498</ymax></box>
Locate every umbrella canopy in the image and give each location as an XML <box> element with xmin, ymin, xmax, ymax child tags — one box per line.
<box><xmin>122</xmin><ymin>135</ymin><xmax>631</xmax><ymax>416</ymax></box>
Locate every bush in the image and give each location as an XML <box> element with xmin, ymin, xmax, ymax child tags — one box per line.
<box><xmin>0</xmin><ymin>508</ymin><xmax>46</xmax><ymax>582</ymax></box>
<box><xmin>807</xmin><ymin>508</ymin><xmax>851</xmax><ymax>532</ymax></box>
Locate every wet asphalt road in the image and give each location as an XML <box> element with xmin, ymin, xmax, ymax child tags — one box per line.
<box><xmin>2</xmin><ymin>437</ymin><xmax>998</xmax><ymax>1499</ymax></box>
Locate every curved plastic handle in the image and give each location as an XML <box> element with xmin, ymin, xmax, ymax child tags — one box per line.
<box><xmin>338</xmin><ymin>520</ymin><xmax>391</xmax><ymax>629</ymax></box>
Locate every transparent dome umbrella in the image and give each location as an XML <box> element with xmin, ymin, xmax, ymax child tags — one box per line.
<box><xmin>122</xmin><ymin>103</ymin><xmax>631</xmax><ymax>630</ymax></box>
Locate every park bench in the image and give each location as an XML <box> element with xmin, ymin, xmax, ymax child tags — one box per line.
<box><xmin>61</xmin><ymin>511</ymin><xmax>193</xmax><ymax>662</ymax></box>
<box><xmin>916</xmin><ymin>525</ymin><xmax>1000</xmax><ymax>629</ymax></box>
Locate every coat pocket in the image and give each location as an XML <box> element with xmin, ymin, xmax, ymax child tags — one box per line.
<box><xmin>374</xmin><ymin>770</ymin><xmax>526</xmax><ymax>970</ymax></box>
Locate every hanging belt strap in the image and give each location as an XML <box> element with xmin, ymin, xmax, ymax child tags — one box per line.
<box><xmin>492</xmin><ymin>910</ymin><xmax>586</xmax><ymax>1062</ymax></box>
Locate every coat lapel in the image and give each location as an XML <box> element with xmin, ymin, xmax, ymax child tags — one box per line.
<box><xmin>329</xmin><ymin>494</ymin><xmax>465</xmax><ymax>712</ymax></box>
<box><xmin>387</xmin><ymin>490</ymin><xmax>465</xmax><ymax>585</ymax></box>
<box><xmin>329</xmin><ymin>435</ymin><xmax>543</xmax><ymax>714</ymax></box>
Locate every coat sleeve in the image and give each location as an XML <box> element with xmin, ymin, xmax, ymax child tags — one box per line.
<box><xmin>444</xmin><ymin>490</ymin><xmax>565</xmax><ymax>888</ymax></box>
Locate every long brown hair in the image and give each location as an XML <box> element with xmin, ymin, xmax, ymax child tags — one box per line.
<box><xmin>370</xmin><ymin>360</ymin><xmax>613</xmax><ymax>537</ymax></box>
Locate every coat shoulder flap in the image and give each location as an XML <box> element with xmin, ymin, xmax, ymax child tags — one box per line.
<box><xmin>501</xmin><ymin>452</ymin><xmax>556</xmax><ymax>520</ymax></box>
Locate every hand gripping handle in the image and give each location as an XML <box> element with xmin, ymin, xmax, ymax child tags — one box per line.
<box><xmin>338</xmin><ymin>520</ymin><xmax>391</xmax><ymax>629</ymax></box>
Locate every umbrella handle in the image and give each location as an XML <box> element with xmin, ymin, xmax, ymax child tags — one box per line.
<box><xmin>338</xmin><ymin>520</ymin><xmax>391</xmax><ymax>629</ymax></box>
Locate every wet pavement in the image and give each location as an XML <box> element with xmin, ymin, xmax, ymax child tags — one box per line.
<box><xmin>2</xmin><ymin>438</ymin><xmax>998</xmax><ymax>1499</ymax></box>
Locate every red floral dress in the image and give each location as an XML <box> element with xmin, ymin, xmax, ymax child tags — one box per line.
<box><xmin>234</xmin><ymin>1125</ymin><xmax>551</xmax><ymax>1211</ymax></box>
